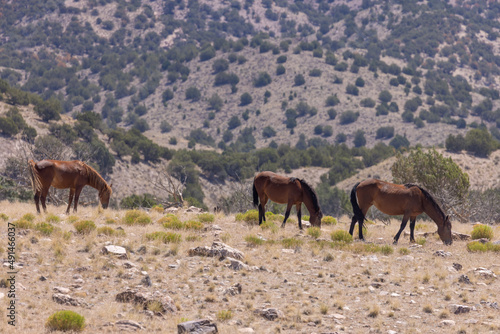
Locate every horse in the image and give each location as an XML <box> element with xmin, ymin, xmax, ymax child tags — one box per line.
<box><xmin>28</xmin><ymin>159</ymin><xmax>112</xmax><ymax>214</ymax></box>
<box><xmin>349</xmin><ymin>179</ymin><xmax>452</xmax><ymax>245</ymax></box>
<box><xmin>253</xmin><ymin>171</ymin><xmax>323</xmax><ymax>229</ymax></box>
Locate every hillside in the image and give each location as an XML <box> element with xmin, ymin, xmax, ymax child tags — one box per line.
<box><xmin>1</xmin><ymin>0</ymin><xmax>500</xmax><ymax>212</ymax></box>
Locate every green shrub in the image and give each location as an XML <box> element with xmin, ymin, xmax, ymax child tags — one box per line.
<box><xmin>146</xmin><ymin>231</ymin><xmax>181</xmax><ymax>243</ymax></box>
<box><xmin>22</xmin><ymin>213</ymin><xmax>36</xmax><ymax>222</ymax></box>
<box><xmin>282</xmin><ymin>237</ymin><xmax>303</xmax><ymax>249</ymax></box>
<box><xmin>416</xmin><ymin>237</ymin><xmax>427</xmax><ymax>246</ymax></box>
<box><xmin>197</xmin><ymin>213</ymin><xmax>215</xmax><ymax>223</ymax></box>
<box><xmin>46</xmin><ymin>310</ymin><xmax>85</xmax><ymax>332</ymax></box>
<box><xmin>46</xmin><ymin>214</ymin><xmax>61</xmax><ymax>223</ymax></box>
<box><xmin>260</xmin><ymin>221</ymin><xmax>278</xmax><ymax>233</ymax></box>
<box><xmin>265</xmin><ymin>212</ymin><xmax>284</xmax><ymax>222</ymax></box>
<box><xmin>67</xmin><ymin>215</ymin><xmax>79</xmax><ymax>224</ymax></box>
<box><xmin>235</xmin><ymin>209</ymin><xmax>259</xmax><ymax>224</ymax></box>
<box><xmin>216</xmin><ymin>310</ymin><xmax>233</xmax><ymax>321</ymax></box>
<box><xmin>467</xmin><ymin>241</ymin><xmax>500</xmax><ymax>252</ymax></box>
<box><xmin>184</xmin><ymin>220</ymin><xmax>204</xmax><ymax>230</ymax></box>
<box><xmin>307</xmin><ymin>227</ymin><xmax>322</xmax><ymax>238</ymax></box>
<box><xmin>15</xmin><ymin>219</ymin><xmax>33</xmax><ymax>229</ymax></box>
<box><xmin>160</xmin><ymin>214</ymin><xmax>183</xmax><ymax>229</ymax></box>
<box><xmin>471</xmin><ymin>224</ymin><xmax>494</xmax><ymax>240</ymax></box>
<box><xmin>35</xmin><ymin>222</ymin><xmax>57</xmax><ymax>236</ymax></box>
<box><xmin>302</xmin><ymin>215</ymin><xmax>310</xmax><ymax>221</ymax></box>
<box><xmin>322</xmin><ymin>216</ymin><xmax>337</xmax><ymax>225</ymax></box>
<box><xmin>245</xmin><ymin>234</ymin><xmax>265</xmax><ymax>246</ymax></box>
<box><xmin>0</xmin><ymin>213</ymin><xmax>8</xmax><ymax>221</ymax></box>
<box><xmin>74</xmin><ymin>220</ymin><xmax>96</xmax><ymax>234</ymax></box>
<box><xmin>399</xmin><ymin>247</ymin><xmax>410</xmax><ymax>255</ymax></box>
<box><xmin>380</xmin><ymin>245</ymin><xmax>394</xmax><ymax>255</ymax></box>
<box><xmin>124</xmin><ymin>210</ymin><xmax>151</xmax><ymax>225</ymax></box>
<box><xmin>97</xmin><ymin>226</ymin><xmax>116</xmax><ymax>236</ymax></box>
<box><xmin>331</xmin><ymin>230</ymin><xmax>353</xmax><ymax>243</ymax></box>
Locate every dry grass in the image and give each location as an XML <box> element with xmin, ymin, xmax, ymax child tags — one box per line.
<box><xmin>0</xmin><ymin>201</ymin><xmax>499</xmax><ymax>333</ymax></box>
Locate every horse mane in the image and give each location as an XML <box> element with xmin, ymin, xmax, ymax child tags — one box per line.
<box><xmin>80</xmin><ymin>161</ymin><xmax>111</xmax><ymax>195</ymax></box>
<box><xmin>404</xmin><ymin>183</ymin><xmax>445</xmax><ymax>220</ymax></box>
<box><xmin>298</xmin><ymin>179</ymin><xmax>321</xmax><ymax>214</ymax></box>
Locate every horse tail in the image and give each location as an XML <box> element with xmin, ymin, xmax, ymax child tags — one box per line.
<box><xmin>350</xmin><ymin>181</ymin><xmax>365</xmax><ymax>222</ymax></box>
<box><xmin>28</xmin><ymin>160</ymin><xmax>42</xmax><ymax>194</ymax></box>
<box><xmin>253</xmin><ymin>181</ymin><xmax>259</xmax><ymax>207</ymax></box>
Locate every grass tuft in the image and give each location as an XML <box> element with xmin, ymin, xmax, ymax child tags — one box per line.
<box><xmin>45</xmin><ymin>310</ymin><xmax>85</xmax><ymax>332</ymax></box>
<box><xmin>281</xmin><ymin>237</ymin><xmax>303</xmax><ymax>249</ymax></box>
<box><xmin>124</xmin><ymin>210</ymin><xmax>152</xmax><ymax>225</ymax></box>
<box><xmin>74</xmin><ymin>220</ymin><xmax>96</xmax><ymax>235</ymax></box>
<box><xmin>466</xmin><ymin>241</ymin><xmax>500</xmax><ymax>252</ymax></box>
<box><xmin>321</xmin><ymin>216</ymin><xmax>337</xmax><ymax>225</ymax></box>
<box><xmin>197</xmin><ymin>213</ymin><xmax>215</xmax><ymax>223</ymax></box>
<box><xmin>235</xmin><ymin>209</ymin><xmax>259</xmax><ymax>224</ymax></box>
<box><xmin>471</xmin><ymin>224</ymin><xmax>494</xmax><ymax>240</ymax></box>
<box><xmin>35</xmin><ymin>222</ymin><xmax>57</xmax><ymax>236</ymax></box>
<box><xmin>260</xmin><ymin>221</ymin><xmax>278</xmax><ymax>233</ymax></box>
<box><xmin>45</xmin><ymin>214</ymin><xmax>60</xmax><ymax>223</ymax></box>
<box><xmin>216</xmin><ymin>310</ymin><xmax>233</xmax><ymax>321</ymax></box>
<box><xmin>307</xmin><ymin>227</ymin><xmax>322</xmax><ymax>238</ymax></box>
<box><xmin>245</xmin><ymin>234</ymin><xmax>265</xmax><ymax>246</ymax></box>
<box><xmin>146</xmin><ymin>231</ymin><xmax>181</xmax><ymax>243</ymax></box>
<box><xmin>330</xmin><ymin>230</ymin><xmax>353</xmax><ymax>243</ymax></box>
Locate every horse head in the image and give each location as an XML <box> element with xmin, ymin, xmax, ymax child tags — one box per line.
<box><xmin>437</xmin><ymin>215</ymin><xmax>453</xmax><ymax>245</ymax></box>
<box><xmin>310</xmin><ymin>209</ymin><xmax>323</xmax><ymax>228</ymax></box>
<box><xmin>99</xmin><ymin>184</ymin><xmax>112</xmax><ymax>209</ymax></box>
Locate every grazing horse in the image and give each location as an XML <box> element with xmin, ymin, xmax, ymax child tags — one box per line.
<box><xmin>253</xmin><ymin>171</ymin><xmax>323</xmax><ymax>229</ymax></box>
<box><xmin>28</xmin><ymin>159</ymin><xmax>112</xmax><ymax>214</ymax></box>
<box><xmin>349</xmin><ymin>179</ymin><xmax>452</xmax><ymax>245</ymax></box>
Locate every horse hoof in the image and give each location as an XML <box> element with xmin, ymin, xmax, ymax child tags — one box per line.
<box><xmin>393</xmin><ymin>240</ymin><xmax>398</xmax><ymax>245</ymax></box>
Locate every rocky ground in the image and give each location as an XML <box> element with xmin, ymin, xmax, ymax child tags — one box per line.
<box><xmin>0</xmin><ymin>202</ymin><xmax>499</xmax><ymax>334</ymax></box>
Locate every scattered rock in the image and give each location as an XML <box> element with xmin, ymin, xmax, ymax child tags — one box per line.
<box><xmin>238</xmin><ymin>328</ymin><xmax>254</xmax><ymax>333</ymax></box>
<box><xmin>116</xmin><ymin>289</ymin><xmax>176</xmax><ymax>315</ymax></box>
<box><xmin>53</xmin><ymin>287</ymin><xmax>70</xmax><ymax>294</ymax></box>
<box><xmin>253</xmin><ymin>308</ymin><xmax>284</xmax><ymax>321</ymax></box>
<box><xmin>137</xmin><ymin>246</ymin><xmax>147</xmax><ymax>255</ymax></box>
<box><xmin>102</xmin><ymin>245</ymin><xmax>128</xmax><ymax>259</ymax></box>
<box><xmin>434</xmin><ymin>250</ymin><xmax>451</xmax><ymax>257</ymax></box>
<box><xmin>226</xmin><ymin>257</ymin><xmax>249</xmax><ymax>271</ymax></box>
<box><xmin>448</xmin><ymin>304</ymin><xmax>473</xmax><ymax>314</ymax></box>
<box><xmin>439</xmin><ymin>320</ymin><xmax>456</xmax><ymax>326</ymax></box>
<box><xmin>123</xmin><ymin>261</ymin><xmax>137</xmax><ymax>269</ymax></box>
<box><xmin>473</xmin><ymin>267</ymin><xmax>497</xmax><ymax>279</ymax></box>
<box><xmin>397</xmin><ymin>255</ymin><xmax>414</xmax><ymax>261</ymax></box>
<box><xmin>141</xmin><ymin>275</ymin><xmax>152</xmax><ymax>287</ymax></box>
<box><xmin>481</xmin><ymin>301</ymin><xmax>499</xmax><ymax>309</ymax></box>
<box><xmin>39</xmin><ymin>276</ymin><xmax>47</xmax><ymax>281</ymax></box>
<box><xmin>115</xmin><ymin>319</ymin><xmax>145</xmax><ymax>331</ymax></box>
<box><xmin>177</xmin><ymin>319</ymin><xmax>218</xmax><ymax>333</ymax></box>
<box><xmin>52</xmin><ymin>293</ymin><xmax>86</xmax><ymax>307</ymax></box>
<box><xmin>452</xmin><ymin>232</ymin><xmax>470</xmax><ymax>241</ymax></box>
<box><xmin>458</xmin><ymin>275</ymin><xmax>472</xmax><ymax>284</ymax></box>
<box><xmin>475</xmin><ymin>238</ymin><xmax>490</xmax><ymax>244</ymax></box>
<box><xmin>75</xmin><ymin>266</ymin><xmax>90</xmax><ymax>272</ymax></box>
<box><xmin>0</xmin><ymin>292</ymin><xmax>4</xmax><ymax>299</ymax></box>
<box><xmin>453</xmin><ymin>263</ymin><xmax>463</xmax><ymax>271</ymax></box>
<box><xmin>186</xmin><ymin>206</ymin><xmax>203</xmax><ymax>213</ymax></box>
<box><xmin>224</xmin><ymin>283</ymin><xmax>242</xmax><ymax>296</ymax></box>
<box><xmin>188</xmin><ymin>242</ymin><xmax>244</xmax><ymax>260</ymax></box>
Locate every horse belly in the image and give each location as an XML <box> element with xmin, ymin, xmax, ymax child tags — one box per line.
<box><xmin>51</xmin><ymin>173</ymin><xmax>74</xmax><ymax>189</ymax></box>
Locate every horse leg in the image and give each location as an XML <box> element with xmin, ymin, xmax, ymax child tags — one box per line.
<box><xmin>40</xmin><ymin>188</ymin><xmax>49</xmax><ymax>213</ymax></box>
<box><xmin>34</xmin><ymin>191</ymin><xmax>41</xmax><ymax>214</ymax></box>
<box><xmin>349</xmin><ymin>216</ymin><xmax>357</xmax><ymax>236</ymax></box>
<box><xmin>281</xmin><ymin>203</ymin><xmax>293</xmax><ymax>228</ymax></box>
<box><xmin>73</xmin><ymin>186</ymin><xmax>84</xmax><ymax>213</ymax></box>
<box><xmin>258</xmin><ymin>197</ymin><xmax>268</xmax><ymax>225</ymax></box>
<box><xmin>409</xmin><ymin>217</ymin><xmax>417</xmax><ymax>243</ymax></box>
<box><xmin>296</xmin><ymin>204</ymin><xmax>302</xmax><ymax>230</ymax></box>
<box><xmin>66</xmin><ymin>188</ymin><xmax>75</xmax><ymax>215</ymax></box>
<box><xmin>393</xmin><ymin>214</ymin><xmax>410</xmax><ymax>244</ymax></box>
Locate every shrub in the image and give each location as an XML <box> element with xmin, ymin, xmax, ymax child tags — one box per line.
<box><xmin>35</xmin><ymin>222</ymin><xmax>57</xmax><ymax>236</ymax></box>
<box><xmin>276</xmin><ymin>65</ymin><xmax>286</xmax><ymax>75</ymax></box>
<box><xmin>197</xmin><ymin>213</ymin><xmax>215</xmax><ymax>223</ymax></box>
<box><xmin>307</xmin><ymin>227</ymin><xmax>321</xmax><ymax>238</ymax></box>
<box><xmin>331</xmin><ymin>230</ymin><xmax>353</xmax><ymax>243</ymax></box>
<box><xmin>184</xmin><ymin>220</ymin><xmax>204</xmax><ymax>230</ymax></box>
<box><xmin>470</xmin><ymin>224</ymin><xmax>494</xmax><ymax>240</ymax></box>
<box><xmin>260</xmin><ymin>221</ymin><xmax>278</xmax><ymax>232</ymax></box>
<box><xmin>124</xmin><ymin>210</ymin><xmax>152</xmax><ymax>225</ymax></box>
<box><xmin>360</xmin><ymin>98</ymin><xmax>375</xmax><ymax>108</ymax></box>
<box><xmin>464</xmin><ymin>128</ymin><xmax>496</xmax><ymax>158</ymax></box>
<box><xmin>282</xmin><ymin>237</ymin><xmax>303</xmax><ymax>249</ymax></box>
<box><xmin>379</xmin><ymin>90</ymin><xmax>392</xmax><ymax>103</ymax></box>
<box><xmin>245</xmin><ymin>234</ymin><xmax>265</xmax><ymax>246</ymax></box>
<box><xmin>23</xmin><ymin>213</ymin><xmax>36</xmax><ymax>222</ymax></box>
<box><xmin>322</xmin><ymin>216</ymin><xmax>337</xmax><ymax>225</ymax></box>
<box><xmin>235</xmin><ymin>209</ymin><xmax>259</xmax><ymax>224</ymax></box>
<box><xmin>339</xmin><ymin>110</ymin><xmax>359</xmax><ymax>125</ymax></box>
<box><xmin>74</xmin><ymin>220</ymin><xmax>96</xmax><ymax>234</ymax></box>
<box><xmin>294</xmin><ymin>74</ymin><xmax>305</xmax><ymax>86</ymax></box>
<box><xmin>376</xmin><ymin>126</ymin><xmax>395</xmax><ymax>139</ymax></box>
<box><xmin>216</xmin><ymin>310</ymin><xmax>233</xmax><ymax>321</ymax></box>
<box><xmin>467</xmin><ymin>241</ymin><xmax>500</xmax><ymax>252</ymax></box>
<box><xmin>15</xmin><ymin>219</ymin><xmax>34</xmax><ymax>230</ymax></box>
<box><xmin>254</xmin><ymin>72</ymin><xmax>271</xmax><ymax>87</ymax></box>
<box><xmin>240</xmin><ymin>92</ymin><xmax>253</xmax><ymax>106</ymax></box>
<box><xmin>325</xmin><ymin>95</ymin><xmax>340</xmax><ymax>107</ymax></box>
<box><xmin>380</xmin><ymin>245</ymin><xmax>394</xmax><ymax>255</ymax></box>
<box><xmin>46</xmin><ymin>214</ymin><xmax>61</xmax><ymax>224</ymax></box>
<box><xmin>46</xmin><ymin>310</ymin><xmax>85</xmax><ymax>332</ymax></box>
<box><xmin>146</xmin><ymin>231</ymin><xmax>181</xmax><ymax>243</ymax></box>
<box><xmin>160</xmin><ymin>214</ymin><xmax>183</xmax><ymax>229</ymax></box>
<box><xmin>346</xmin><ymin>84</ymin><xmax>359</xmax><ymax>96</ymax></box>
<box><xmin>97</xmin><ymin>226</ymin><xmax>117</xmax><ymax>236</ymax></box>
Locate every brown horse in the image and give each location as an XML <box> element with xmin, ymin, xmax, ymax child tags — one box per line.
<box><xmin>349</xmin><ymin>179</ymin><xmax>452</xmax><ymax>245</ymax></box>
<box><xmin>28</xmin><ymin>159</ymin><xmax>112</xmax><ymax>214</ymax></box>
<box><xmin>253</xmin><ymin>171</ymin><xmax>323</xmax><ymax>229</ymax></box>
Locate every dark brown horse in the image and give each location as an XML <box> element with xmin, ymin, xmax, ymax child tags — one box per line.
<box><xmin>28</xmin><ymin>160</ymin><xmax>112</xmax><ymax>214</ymax></box>
<box><xmin>349</xmin><ymin>179</ymin><xmax>452</xmax><ymax>245</ymax></box>
<box><xmin>253</xmin><ymin>171</ymin><xmax>323</xmax><ymax>229</ymax></box>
